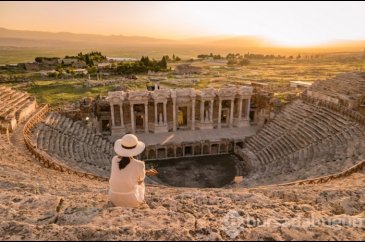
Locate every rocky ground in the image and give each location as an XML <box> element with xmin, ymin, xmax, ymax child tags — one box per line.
<box><xmin>1</xmin><ymin>133</ymin><xmax>365</xmax><ymax>241</ymax></box>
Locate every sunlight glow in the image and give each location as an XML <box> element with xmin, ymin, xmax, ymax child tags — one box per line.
<box><xmin>1</xmin><ymin>1</ymin><xmax>365</xmax><ymax>46</ymax></box>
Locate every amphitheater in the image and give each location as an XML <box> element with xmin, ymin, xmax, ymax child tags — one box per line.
<box><xmin>1</xmin><ymin>72</ymin><xmax>365</xmax><ymax>240</ymax></box>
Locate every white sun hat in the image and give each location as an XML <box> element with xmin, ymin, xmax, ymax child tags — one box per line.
<box><xmin>114</xmin><ymin>134</ymin><xmax>146</xmax><ymax>157</ymax></box>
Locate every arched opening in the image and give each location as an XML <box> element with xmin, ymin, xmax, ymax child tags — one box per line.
<box><xmin>101</xmin><ymin>120</ymin><xmax>110</xmax><ymax>132</ymax></box>
<box><xmin>167</xmin><ymin>147</ymin><xmax>175</xmax><ymax>158</ymax></box>
<box><xmin>113</xmin><ymin>104</ymin><xmax>121</xmax><ymax>126</ymax></box>
<box><xmin>184</xmin><ymin>146</ymin><xmax>193</xmax><ymax>156</ymax></box>
<box><xmin>249</xmin><ymin>110</ymin><xmax>255</xmax><ymax>122</ymax></box>
<box><xmin>228</xmin><ymin>141</ymin><xmax>234</xmax><ymax>152</ymax></box>
<box><xmin>194</xmin><ymin>145</ymin><xmax>201</xmax><ymax>155</ymax></box>
<box><xmin>211</xmin><ymin>144</ymin><xmax>219</xmax><ymax>154</ymax></box>
<box><xmin>220</xmin><ymin>143</ymin><xmax>227</xmax><ymax>153</ymax></box>
<box><xmin>157</xmin><ymin>148</ymin><xmax>166</xmax><ymax>159</ymax></box>
<box><xmin>134</xmin><ymin>104</ymin><xmax>145</xmax><ymax>131</ymax></box>
<box><xmin>140</xmin><ymin>150</ymin><xmax>147</xmax><ymax>160</ymax></box>
<box><xmin>203</xmin><ymin>145</ymin><xmax>210</xmax><ymax>155</ymax></box>
<box><xmin>177</xmin><ymin>107</ymin><xmax>188</xmax><ymax>128</ymax></box>
<box><xmin>148</xmin><ymin>149</ymin><xmax>156</xmax><ymax>160</ymax></box>
<box><xmin>176</xmin><ymin>147</ymin><xmax>183</xmax><ymax>157</ymax></box>
<box><xmin>235</xmin><ymin>142</ymin><xmax>244</xmax><ymax>149</ymax></box>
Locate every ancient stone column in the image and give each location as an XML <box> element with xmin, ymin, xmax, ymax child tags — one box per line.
<box><xmin>163</xmin><ymin>101</ymin><xmax>167</xmax><ymax>126</ymax></box>
<box><xmin>230</xmin><ymin>99</ymin><xmax>234</xmax><ymax>127</ymax></box>
<box><xmin>191</xmin><ymin>98</ymin><xmax>196</xmax><ymax>130</ymax></box>
<box><xmin>200</xmin><ymin>100</ymin><xmax>205</xmax><ymax>123</ymax></box>
<box><xmin>218</xmin><ymin>98</ymin><xmax>222</xmax><ymax>129</ymax></box>
<box><xmin>110</xmin><ymin>103</ymin><xmax>115</xmax><ymax>127</ymax></box>
<box><xmin>172</xmin><ymin>97</ymin><xmax>177</xmax><ymax>131</ymax></box>
<box><xmin>154</xmin><ymin>102</ymin><xmax>158</xmax><ymax>125</ymax></box>
<box><xmin>246</xmin><ymin>98</ymin><xmax>251</xmax><ymax>120</ymax></box>
<box><xmin>144</xmin><ymin>102</ymin><xmax>148</xmax><ymax>133</ymax></box>
<box><xmin>238</xmin><ymin>97</ymin><xmax>243</xmax><ymax>121</ymax></box>
<box><xmin>120</xmin><ymin>104</ymin><xmax>124</xmax><ymax>128</ymax></box>
<box><xmin>130</xmin><ymin>104</ymin><xmax>135</xmax><ymax>133</ymax></box>
<box><xmin>210</xmin><ymin>99</ymin><xmax>214</xmax><ymax>122</ymax></box>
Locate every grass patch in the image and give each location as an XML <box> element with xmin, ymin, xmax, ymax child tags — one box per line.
<box><xmin>15</xmin><ymin>79</ymin><xmax>115</xmax><ymax>106</ymax></box>
<box><xmin>10</xmin><ymin>78</ymin><xmax>148</xmax><ymax>107</ymax></box>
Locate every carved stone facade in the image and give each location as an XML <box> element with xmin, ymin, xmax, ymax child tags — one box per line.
<box><xmin>106</xmin><ymin>85</ymin><xmax>253</xmax><ymax>137</ymax></box>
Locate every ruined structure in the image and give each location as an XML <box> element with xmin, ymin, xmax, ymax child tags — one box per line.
<box><xmin>174</xmin><ymin>64</ymin><xmax>202</xmax><ymax>75</ymax></box>
<box><xmin>240</xmin><ymin>72</ymin><xmax>365</xmax><ymax>186</ymax></box>
<box><xmin>0</xmin><ymin>86</ymin><xmax>36</xmax><ymax>132</ymax></box>
<box><xmin>307</xmin><ymin>72</ymin><xmax>365</xmax><ymax>113</ymax></box>
<box><xmin>241</xmin><ymin>97</ymin><xmax>365</xmax><ymax>187</ymax></box>
<box><xmin>105</xmin><ymin>85</ymin><xmax>253</xmax><ymax>136</ymax></box>
<box><xmin>35</xmin><ymin>112</ymin><xmax>114</xmax><ymax>178</ymax></box>
<box><xmin>101</xmin><ymin>85</ymin><xmax>255</xmax><ymax>160</ymax></box>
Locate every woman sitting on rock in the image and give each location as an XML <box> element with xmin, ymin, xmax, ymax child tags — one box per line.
<box><xmin>109</xmin><ymin>134</ymin><xmax>158</xmax><ymax>208</ymax></box>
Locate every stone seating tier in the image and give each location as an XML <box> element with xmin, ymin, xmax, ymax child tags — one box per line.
<box><xmin>36</xmin><ymin>112</ymin><xmax>115</xmax><ymax>177</ymax></box>
<box><xmin>243</xmin><ymin>99</ymin><xmax>365</xmax><ymax>186</ymax></box>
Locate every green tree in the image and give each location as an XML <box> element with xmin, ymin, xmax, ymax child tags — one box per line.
<box><xmin>227</xmin><ymin>59</ymin><xmax>237</xmax><ymax>65</ymax></box>
<box><xmin>159</xmin><ymin>56</ymin><xmax>168</xmax><ymax>69</ymax></box>
<box><xmin>140</xmin><ymin>56</ymin><xmax>150</xmax><ymax>66</ymax></box>
<box><xmin>239</xmin><ymin>58</ymin><xmax>250</xmax><ymax>66</ymax></box>
<box><xmin>35</xmin><ymin>57</ymin><xmax>43</xmax><ymax>63</ymax></box>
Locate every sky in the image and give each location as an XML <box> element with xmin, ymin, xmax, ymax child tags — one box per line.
<box><xmin>1</xmin><ymin>1</ymin><xmax>365</xmax><ymax>46</ymax></box>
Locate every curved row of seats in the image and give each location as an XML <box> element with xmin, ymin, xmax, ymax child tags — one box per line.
<box><xmin>0</xmin><ymin>86</ymin><xmax>36</xmax><ymax>131</ymax></box>
<box><xmin>35</xmin><ymin>112</ymin><xmax>115</xmax><ymax>177</ymax></box>
<box><xmin>243</xmin><ymin>99</ymin><xmax>365</xmax><ymax>186</ymax></box>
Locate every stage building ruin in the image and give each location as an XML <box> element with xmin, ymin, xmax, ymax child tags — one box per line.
<box><xmin>101</xmin><ymin>85</ymin><xmax>254</xmax><ymax>160</ymax></box>
<box><xmin>105</xmin><ymin>85</ymin><xmax>253</xmax><ymax>136</ymax></box>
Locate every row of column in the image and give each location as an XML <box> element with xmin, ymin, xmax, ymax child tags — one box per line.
<box><xmin>110</xmin><ymin>97</ymin><xmax>251</xmax><ymax>133</ymax></box>
<box><xmin>217</xmin><ymin>97</ymin><xmax>250</xmax><ymax>128</ymax></box>
<box><xmin>129</xmin><ymin>102</ymin><xmax>149</xmax><ymax>133</ymax></box>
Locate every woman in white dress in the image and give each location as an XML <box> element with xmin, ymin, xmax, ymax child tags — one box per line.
<box><xmin>109</xmin><ymin>134</ymin><xmax>157</xmax><ymax>208</ymax></box>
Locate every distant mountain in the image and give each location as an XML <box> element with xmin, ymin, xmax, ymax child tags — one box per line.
<box><xmin>0</xmin><ymin>27</ymin><xmax>178</xmax><ymax>48</ymax></box>
<box><xmin>0</xmin><ymin>27</ymin><xmax>283</xmax><ymax>51</ymax></box>
<box><xmin>0</xmin><ymin>27</ymin><xmax>364</xmax><ymax>64</ymax></box>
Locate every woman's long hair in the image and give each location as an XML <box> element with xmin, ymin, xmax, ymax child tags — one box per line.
<box><xmin>118</xmin><ymin>156</ymin><xmax>131</xmax><ymax>170</ymax></box>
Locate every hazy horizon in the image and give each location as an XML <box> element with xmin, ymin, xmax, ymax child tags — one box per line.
<box><xmin>1</xmin><ymin>1</ymin><xmax>365</xmax><ymax>47</ymax></box>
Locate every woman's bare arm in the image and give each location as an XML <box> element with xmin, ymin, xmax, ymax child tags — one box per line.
<box><xmin>146</xmin><ymin>169</ymin><xmax>158</xmax><ymax>176</ymax></box>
